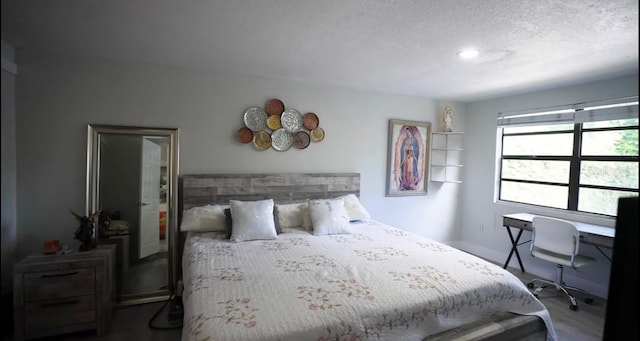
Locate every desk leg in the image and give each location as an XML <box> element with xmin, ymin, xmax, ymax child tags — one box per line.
<box><xmin>503</xmin><ymin>227</ymin><xmax>525</xmax><ymax>272</ymax></box>
<box><xmin>594</xmin><ymin>245</ymin><xmax>612</xmax><ymax>262</ymax></box>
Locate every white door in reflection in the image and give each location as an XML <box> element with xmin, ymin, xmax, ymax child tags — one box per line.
<box><xmin>139</xmin><ymin>138</ymin><xmax>161</xmax><ymax>259</ymax></box>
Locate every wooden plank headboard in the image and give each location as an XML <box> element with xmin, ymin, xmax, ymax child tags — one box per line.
<box><xmin>179</xmin><ymin>172</ymin><xmax>361</xmax><ymax>210</ymax></box>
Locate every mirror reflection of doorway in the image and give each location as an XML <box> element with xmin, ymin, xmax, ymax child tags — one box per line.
<box><xmin>139</xmin><ymin>137</ymin><xmax>161</xmax><ymax>259</ymax></box>
<box><xmin>98</xmin><ymin>134</ymin><xmax>169</xmax><ymax>299</ymax></box>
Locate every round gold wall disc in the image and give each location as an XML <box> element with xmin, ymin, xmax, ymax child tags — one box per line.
<box><xmin>310</xmin><ymin>127</ymin><xmax>325</xmax><ymax>142</ymax></box>
<box><xmin>267</xmin><ymin>115</ymin><xmax>282</xmax><ymax>130</ymax></box>
<box><xmin>253</xmin><ymin>131</ymin><xmax>272</xmax><ymax>150</ymax></box>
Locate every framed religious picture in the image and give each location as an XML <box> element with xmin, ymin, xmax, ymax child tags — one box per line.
<box><xmin>385</xmin><ymin>119</ymin><xmax>431</xmax><ymax>196</ymax></box>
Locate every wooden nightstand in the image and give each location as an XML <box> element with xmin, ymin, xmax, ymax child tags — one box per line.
<box><xmin>13</xmin><ymin>244</ymin><xmax>116</xmax><ymax>340</ymax></box>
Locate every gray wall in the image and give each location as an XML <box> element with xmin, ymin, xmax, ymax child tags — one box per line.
<box><xmin>1</xmin><ymin>40</ymin><xmax>17</xmax><ymax>296</ymax></box>
<box><xmin>455</xmin><ymin>75</ymin><xmax>639</xmax><ymax>298</ymax></box>
<box><xmin>13</xmin><ymin>50</ymin><xmax>465</xmax><ymax>262</ymax></box>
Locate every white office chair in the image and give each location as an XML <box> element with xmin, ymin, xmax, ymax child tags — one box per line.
<box><xmin>527</xmin><ymin>216</ymin><xmax>596</xmax><ymax>311</ymax></box>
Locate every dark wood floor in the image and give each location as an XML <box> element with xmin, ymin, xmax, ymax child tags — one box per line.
<box><xmin>505</xmin><ymin>267</ymin><xmax>607</xmax><ymax>341</ymax></box>
<box><xmin>5</xmin><ymin>267</ymin><xmax>606</xmax><ymax>341</ymax></box>
<box><xmin>3</xmin><ymin>300</ymin><xmax>183</xmax><ymax>341</ymax></box>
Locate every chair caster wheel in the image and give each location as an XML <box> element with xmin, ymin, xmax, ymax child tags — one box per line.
<box><xmin>570</xmin><ymin>304</ymin><xmax>578</xmax><ymax>311</ymax></box>
<box><xmin>584</xmin><ymin>297</ymin><xmax>594</xmax><ymax>304</ymax></box>
<box><xmin>533</xmin><ymin>294</ymin><xmax>539</xmax><ymax>298</ymax></box>
<box><xmin>527</xmin><ymin>282</ymin><xmax>534</xmax><ymax>289</ymax></box>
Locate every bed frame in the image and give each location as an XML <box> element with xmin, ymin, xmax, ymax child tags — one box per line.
<box><xmin>178</xmin><ymin>172</ymin><xmax>549</xmax><ymax>341</ymax></box>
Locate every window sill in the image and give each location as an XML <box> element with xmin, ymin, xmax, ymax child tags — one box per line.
<box><xmin>494</xmin><ymin>199</ymin><xmax>616</xmax><ymax>228</ymax></box>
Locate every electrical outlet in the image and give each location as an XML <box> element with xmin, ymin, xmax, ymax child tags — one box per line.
<box><xmin>479</xmin><ymin>223</ymin><xmax>485</xmax><ymax>231</ymax></box>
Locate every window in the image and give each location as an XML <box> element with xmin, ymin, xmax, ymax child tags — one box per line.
<box><xmin>497</xmin><ymin>97</ymin><xmax>639</xmax><ymax>217</ymax></box>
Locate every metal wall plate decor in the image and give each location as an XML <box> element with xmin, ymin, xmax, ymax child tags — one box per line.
<box><xmin>271</xmin><ymin>128</ymin><xmax>293</xmax><ymax>151</ymax></box>
<box><xmin>266</xmin><ymin>98</ymin><xmax>285</xmax><ymax>116</ymax></box>
<box><xmin>281</xmin><ymin>109</ymin><xmax>303</xmax><ymax>132</ymax></box>
<box><xmin>267</xmin><ymin>115</ymin><xmax>282</xmax><ymax>130</ymax></box>
<box><xmin>244</xmin><ymin>107</ymin><xmax>268</xmax><ymax>132</ymax></box>
<box><xmin>253</xmin><ymin>131</ymin><xmax>272</xmax><ymax>150</ymax></box>
<box><xmin>237</xmin><ymin>127</ymin><xmax>254</xmax><ymax>143</ymax></box>
<box><xmin>310</xmin><ymin>127</ymin><xmax>325</xmax><ymax>142</ymax></box>
<box><xmin>303</xmin><ymin>112</ymin><xmax>319</xmax><ymax>130</ymax></box>
<box><xmin>293</xmin><ymin>131</ymin><xmax>311</xmax><ymax>149</ymax></box>
<box><xmin>238</xmin><ymin>99</ymin><xmax>326</xmax><ymax>151</ymax></box>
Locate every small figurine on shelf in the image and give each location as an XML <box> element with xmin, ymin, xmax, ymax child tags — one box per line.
<box><xmin>70</xmin><ymin>209</ymin><xmax>101</xmax><ymax>251</ymax></box>
<box><xmin>443</xmin><ymin>106</ymin><xmax>454</xmax><ymax>132</ymax></box>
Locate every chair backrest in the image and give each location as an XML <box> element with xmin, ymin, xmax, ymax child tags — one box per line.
<box><xmin>531</xmin><ymin>216</ymin><xmax>580</xmax><ymax>257</ymax></box>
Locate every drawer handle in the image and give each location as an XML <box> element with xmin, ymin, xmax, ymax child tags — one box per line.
<box><xmin>41</xmin><ymin>271</ymin><xmax>79</xmax><ymax>278</ymax></box>
<box><xmin>41</xmin><ymin>299</ymin><xmax>79</xmax><ymax>308</ymax></box>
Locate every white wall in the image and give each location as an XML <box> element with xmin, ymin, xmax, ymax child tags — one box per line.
<box><xmin>455</xmin><ymin>75</ymin><xmax>639</xmax><ymax>299</ymax></box>
<box><xmin>14</xmin><ymin>51</ymin><xmax>466</xmax><ymax>259</ymax></box>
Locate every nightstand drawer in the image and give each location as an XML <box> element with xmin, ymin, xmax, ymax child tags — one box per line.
<box><xmin>24</xmin><ymin>268</ymin><xmax>95</xmax><ymax>302</ymax></box>
<box><xmin>24</xmin><ymin>295</ymin><xmax>96</xmax><ymax>331</ymax></box>
<box><xmin>14</xmin><ymin>245</ymin><xmax>115</xmax><ymax>340</ymax></box>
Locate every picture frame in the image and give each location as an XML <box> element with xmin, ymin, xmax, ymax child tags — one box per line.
<box><xmin>386</xmin><ymin>119</ymin><xmax>431</xmax><ymax>196</ymax></box>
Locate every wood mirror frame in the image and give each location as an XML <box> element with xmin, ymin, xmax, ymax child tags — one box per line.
<box><xmin>86</xmin><ymin>124</ymin><xmax>179</xmax><ymax>306</ymax></box>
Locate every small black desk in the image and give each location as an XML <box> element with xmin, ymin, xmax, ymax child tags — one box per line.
<box><xmin>502</xmin><ymin>213</ymin><xmax>615</xmax><ymax>272</ymax></box>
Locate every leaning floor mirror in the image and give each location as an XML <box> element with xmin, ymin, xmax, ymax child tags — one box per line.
<box><xmin>86</xmin><ymin>124</ymin><xmax>179</xmax><ymax>306</ymax></box>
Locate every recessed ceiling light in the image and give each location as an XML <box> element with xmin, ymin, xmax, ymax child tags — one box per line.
<box><xmin>457</xmin><ymin>49</ymin><xmax>479</xmax><ymax>59</ymax></box>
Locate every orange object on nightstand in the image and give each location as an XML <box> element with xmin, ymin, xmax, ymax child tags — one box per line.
<box><xmin>159</xmin><ymin>211</ymin><xmax>166</xmax><ymax>240</ymax></box>
<box><xmin>43</xmin><ymin>238</ymin><xmax>60</xmax><ymax>254</ymax></box>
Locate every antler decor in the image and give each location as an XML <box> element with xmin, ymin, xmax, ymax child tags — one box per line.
<box><xmin>70</xmin><ymin>209</ymin><xmax>101</xmax><ymax>251</ymax></box>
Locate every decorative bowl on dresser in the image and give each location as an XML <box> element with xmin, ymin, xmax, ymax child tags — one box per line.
<box><xmin>13</xmin><ymin>244</ymin><xmax>116</xmax><ymax>340</ymax></box>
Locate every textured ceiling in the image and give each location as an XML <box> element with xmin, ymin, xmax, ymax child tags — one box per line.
<box><xmin>2</xmin><ymin>0</ymin><xmax>638</xmax><ymax>102</ymax></box>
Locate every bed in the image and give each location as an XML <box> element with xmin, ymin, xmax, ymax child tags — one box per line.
<box><xmin>178</xmin><ymin>173</ymin><xmax>556</xmax><ymax>341</ymax></box>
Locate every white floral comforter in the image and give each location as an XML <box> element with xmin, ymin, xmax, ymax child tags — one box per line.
<box><xmin>181</xmin><ymin>220</ymin><xmax>556</xmax><ymax>341</ymax></box>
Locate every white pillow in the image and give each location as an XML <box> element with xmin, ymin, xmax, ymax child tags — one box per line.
<box><xmin>229</xmin><ymin>199</ymin><xmax>277</xmax><ymax>242</ymax></box>
<box><xmin>300</xmin><ymin>203</ymin><xmax>313</xmax><ymax>231</ymax></box>
<box><xmin>337</xmin><ymin>194</ymin><xmax>371</xmax><ymax>221</ymax></box>
<box><xmin>308</xmin><ymin>198</ymin><xmax>352</xmax><ymax>236</ymax></box>
<box><xmin>180</xmin><ymin>204</ymin><xmax>229</xmax><ymax>232</ymax></box>
<box><xmin>275</xmin><ymin>203</ymin><xmax>305</xmax><ymax>229</ymax></box>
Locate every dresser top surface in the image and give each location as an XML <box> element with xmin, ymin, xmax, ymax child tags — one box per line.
<box><xmin>15</xmin><ymin>244</ymin><xmax>115</xmax><ymax>271</ymax></box>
